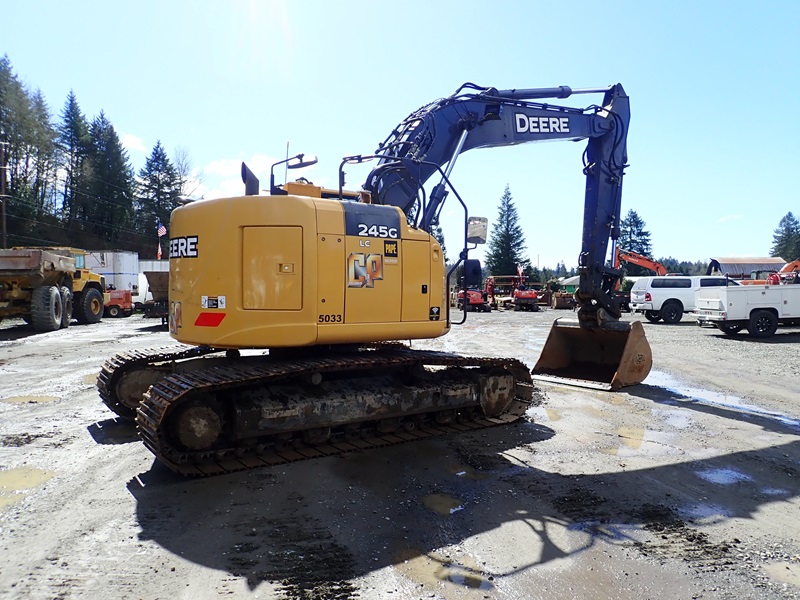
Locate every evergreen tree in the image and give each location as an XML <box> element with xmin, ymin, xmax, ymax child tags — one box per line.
<box><xmin>57</xmin><ymin>91</ymin><xmax>92</xmax><ymax>226</ymax></box>
<box><xmin>28</xmin><ymin>90</ymin><xmax>58</xmax><ymax>215</ymax></box>
<box><xmin>770</xmin><ymin>212</ymin><xmax>800</xmax><ymax>260</ymax></box>
<box><xmin>87</xmin><ymin>111</ymin><xmax>135</xmax><ymax>243</ymax></box>
<box><xmin>136</xmin><ymin>141</ymin><xmax>181</xmax><ymax>240</ymax></box>
<box><xmin>484</xmin><ymin>185</ymin><xmax>530</xmax><ymax>275</ymax></box>
<box><xmin>0</xmin><ymin>57</ymin><xmax>61</xmax><ymax>245</ymax></box>
<box><xmin>618</xmin><ymin>209</ymin><xmax>653</xmax><ymax>275</ymax></box>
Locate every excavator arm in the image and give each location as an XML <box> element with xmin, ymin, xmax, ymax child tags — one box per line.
<box><xmin>362</xmin><ymin>82</ymin><xmax>650</xmax><ymax>390</ymax></box>
<box><xmin>615</xmin><ymin>247</ymin><xmax>669</xmax><ymax>277</ymax></box>
<box><xmin>362</xmin><ymin>82</ymin><xmax>630</xmax><ymax>323</ymax></box>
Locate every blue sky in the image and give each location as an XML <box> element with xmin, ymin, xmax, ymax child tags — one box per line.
<box><xmin>5</xmin><ymin>0</ymin><xmax>799</xmax><ymax>268</ymax></box>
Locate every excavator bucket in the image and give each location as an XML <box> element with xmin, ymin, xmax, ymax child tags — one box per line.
<box><xmin>532</xmin><ymin>319</ymin><xmax>652</xmax><ymax>391</ymax></box>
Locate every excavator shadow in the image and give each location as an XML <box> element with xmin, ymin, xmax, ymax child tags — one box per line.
<box><xmin>126</xmin><ymin>419</ymin><xmax>800</xmax><ymax>595</ymax></box>
<box><xmin>87</xmin><ymin>417</ymin><xmax>140</xmax><ymax>445</ymax></box>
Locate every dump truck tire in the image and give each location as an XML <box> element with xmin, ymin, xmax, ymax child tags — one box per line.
<box><xmin>31</xmin><ymin>285</ymin><xmax>63</xmax><ymax>332</ymax></box>
<box><xmin>76</xmin><ymin>288</ymin><xmax>104</xmax><ymax>324</ymax></box>
<box><xmin>59</xmin><ymin>286</ymin><xmax>73</xmax><ymax>329</ymax></box>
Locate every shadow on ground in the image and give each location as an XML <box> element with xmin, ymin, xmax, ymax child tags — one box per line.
<box><xmin>127</xmin><ymin>418</ymin><xmax>800</xmax><ymax>598</ymax></box>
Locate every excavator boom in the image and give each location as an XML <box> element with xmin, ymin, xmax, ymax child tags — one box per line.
<box><xmin>361</xmin><ymin>83</ymin><xmax>651</xmax><ymax>389</ymax></box>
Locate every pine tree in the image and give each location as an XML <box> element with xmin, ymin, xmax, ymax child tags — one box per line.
<box><xmin>57</xmin><ymin>91</ymin><xmax>92</xmax><ymax>226</ymax></box>
<box><xmin>136</xmin><ymin>141</ymin><xmax>181</xmax><ymax>240</ymax></box>
<box><xmin>484</xmin><ymin>185</ymin><xmax>530</xmax><ymax>275</ymax></box>
<box><xmin>618</xmin><ymin>209</ymin><xmax>654</xmax><ymax>276</ymax></box>
<box><xmin>29</xmin><ymin>90</ymin><xmax>58</xmax><ymax>215</ymax></box>
<box><xmin>770</xmin><ymin>212</ymin><xmax>800</xmax><ymax>260</ymax></box>
<box><xmin>87</xmin><ymin>111</ymin><xmax>135</xmax><ymax>243</ymax></box>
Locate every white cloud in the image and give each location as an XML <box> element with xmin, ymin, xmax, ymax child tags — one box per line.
<box><xmin>120</xmin><ymin>133</ymin><xmax>146</xmax><ymax>153</ymax></box>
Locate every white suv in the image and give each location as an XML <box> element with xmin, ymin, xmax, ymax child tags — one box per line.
<box><xmin>630</xmin><ymin>276</ymin><xmax>740</xmax><ymax>324</ymax></box>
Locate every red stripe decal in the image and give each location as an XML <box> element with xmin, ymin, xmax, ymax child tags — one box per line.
<box><xmin>194</xmin><ymin>312</ymin><xmax>226</xmax><ymax>327</ymax></box>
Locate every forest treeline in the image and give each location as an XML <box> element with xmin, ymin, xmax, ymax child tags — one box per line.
<box><xmin>0</xmin><ymin>55</ymin><xmax>192</xmax><ymax>257</ymax></box>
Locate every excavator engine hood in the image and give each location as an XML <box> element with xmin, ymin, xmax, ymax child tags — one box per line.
<box><xmin>532</xmin><ymin>319</ymin><xmax>652</xmax><ymax>390</ymax></box>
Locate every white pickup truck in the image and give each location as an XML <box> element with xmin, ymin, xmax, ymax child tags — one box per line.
<box><xmin>696</xmin><ymin>283</ymin><xmax>800</xmax><ymax>338</ymax></box>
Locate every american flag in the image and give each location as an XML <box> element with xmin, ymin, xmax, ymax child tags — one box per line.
<box><xmin>157</xmin><ymin>222</ymin><xmax>167</xmax><ymax>237</ymax></box>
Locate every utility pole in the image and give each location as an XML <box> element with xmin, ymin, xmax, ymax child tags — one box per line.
<box><xmin>0</xmin><ymin>140</ymin><xmax>8</xmax><ymax>249</ymax></box>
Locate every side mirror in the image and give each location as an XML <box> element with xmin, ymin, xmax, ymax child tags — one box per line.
<box><xmin>464</xmin><ymin>259</ymin><xmax>483</xmax><ymax>288</ymax></box>
<box><xmin>467</xmin><ymin>216</ymin><xmax>488</xmax><ymax>244</ymax></box>
<box><xmin>287</xmin><ymin>154</ymin><xmax>318</xmax><ymax>169</ymax></box>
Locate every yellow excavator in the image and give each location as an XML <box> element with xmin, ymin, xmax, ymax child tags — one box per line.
<box><xmin>98</xmin><ymin>83</ymin><xmax>651</xmax><ymax>475</ymax></box>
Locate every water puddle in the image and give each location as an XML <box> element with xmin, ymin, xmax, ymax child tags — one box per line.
<box><xmin>421</xmin><ymin>493</ymin><xmax>464</xmax><ymax>515</ymax></box>
<box><xmin>545</xmin><ymin>408</ymin><xmax>562</xmax><ymax>421</ymax></box>
<box><xmin>0</xmin><ymin>395</ymin><xmax>59</xmax><ymax>404</ymax></box>
<box><xmin>764</xmin><ymin>562</ymin><xmax>800</xmax><ymax>587</ymax></box>
<box><xmin>392</xmin><ymin>548</ymin><xmax>494</xmax><ymax>591</ymax></box>
<box><xmin>644</xmin><ymin>370</ymin><xmax>800</xmax><ymax>430</ymax></box>
<box><xmin>600</xmin><ymin>427</ymin><xmax>675</xmax><ymax>457</ymax></box>
<box><xmin>527</xmin><ymin>406</ymin><xmax>564</xmax><ymax>422</ymax></box>
<box><xmin>695</xmin><ymin>467</ymin><xmax>753</xmax><ymax>485</ymax></box>
<box><xmin>678</xmin><ymin>502</ymin><xmax>731</xmax><ymax>521</ymax></box>
<box><xmin>448</xmin><ymin>464</ymin><xmax>488</xmax><ymax>481</ymax></box>
<box><xmin>0</xmin><ymin>467</ymin><xmax>55</xmax><ymax>510</ymax></box>
<box><xmin>761</xmin><ymin>487</ymin><xmax>789</xmax><ymax>497</ymax></box>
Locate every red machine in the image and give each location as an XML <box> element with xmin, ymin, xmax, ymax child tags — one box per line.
<box><xmin>104</xmin><ymin>288</ymin><xmax>134</xmax><ymax>318</ymax></box>
<box><xmin>484</xmin><ymin>275</ymin><xmax>539</xmax><ymax>311</ymax></box>
<box><xmin>457</xmin><ymin>288</ymin><xmax>491</xmax><ymax>312</ymax></box>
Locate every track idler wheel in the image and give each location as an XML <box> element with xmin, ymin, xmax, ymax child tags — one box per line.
<box><xmin>303</xmin><ymin>427</ymin><xmax>331</xmax><ymax>445</ymax></box>
<box><xmin>171</xmin><ymin>399</ymin><xmax>224</xmax><ymax>451</ymax></box>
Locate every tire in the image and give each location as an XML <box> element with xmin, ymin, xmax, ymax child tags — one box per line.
<box><xmin>75</xmin><ymin>287</ymin><xmax>105</xmax><ymax>324</ymax></box>
<box><xmin>106</xmin><ymin>305</ymin><xmax>121</xmax><ymax>318</ymax></box>
<box><xmin>644</xmin><ymin>310</ymin><xmax>661</xmax><ymax>323</ymax></box>
<box><xmin>59</xmin><ymin>286</ymin><xmax>73</xmax><ymax>329</ymax></box>
<box><xmin>660</xmin><ymin>301</ymin><xmax>684</xmax><ymax>324</ymax></box>
<box><xmin>30</xmin><ymin>285</ymin><xmax>63</xmax><ymax>332</ymax></box>
<box><xmin>747</xmin><ymin>310</ymin><xmax>778</xmax><ymax>338</ymax></box>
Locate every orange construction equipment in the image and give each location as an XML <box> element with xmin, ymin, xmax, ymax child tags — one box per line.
<box><xmin>614</xmin><ymin>247</ymin><xmax>668</xmax><ymax>276</ymax></box>
<box><xmin>739</xmin><ymin>258</ymin><xmax>800</xmax><ymax>285</ymax></box>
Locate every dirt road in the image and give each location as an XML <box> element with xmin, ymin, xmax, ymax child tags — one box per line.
<box><xmin>1</xmin><ymin>311</ymin><xmax>798</xmax><ymax>599</ymax></box>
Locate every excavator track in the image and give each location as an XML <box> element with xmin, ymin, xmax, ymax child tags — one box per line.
<box><xmin>134</xmin><ymin>346</ymin><xmax>535</xmax><ymax>476</ymax></box>
<box><xmin>97</xmin><ymin>345</ymin><xmax>220</xmax><ymax>420</ymax></box>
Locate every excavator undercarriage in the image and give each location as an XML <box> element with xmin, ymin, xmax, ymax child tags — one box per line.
<box><xmin>99</xmin><ymin>346</ymin><xmax>535</xmax><ymax>476</ymax></box>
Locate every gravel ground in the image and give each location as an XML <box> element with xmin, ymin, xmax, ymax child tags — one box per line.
<box><xmin>0</xmin><ymin>309</ymin><xmax>798</xmax><ymax>600</ymax></box>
